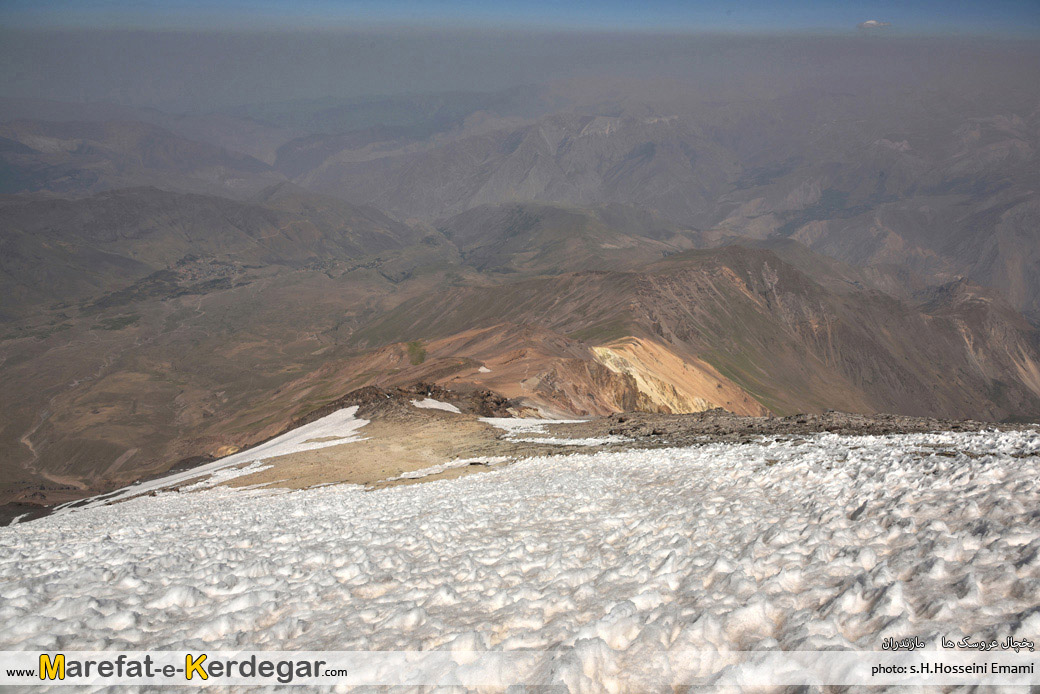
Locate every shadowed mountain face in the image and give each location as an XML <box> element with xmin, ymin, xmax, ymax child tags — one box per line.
<box><xmin>0</xmin><ymin>119</ymin><xmax>286</xmax><ymax>198</ymax></box>
<box><xmin>2</xmin><ymin>36</ymin><xmax>1040</xmax><ymax>506</ymax></box>
<box><xmin>714</xmin><ymin>105</ymin><xmax>1040</xmax><ymax>323</ymax></box>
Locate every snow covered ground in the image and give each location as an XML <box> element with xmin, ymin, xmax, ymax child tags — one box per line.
<box><xmin>383</xmin><ymin>456</ymin><xmax>510</xmax><ymax>482</ymax></box>
<box><xmin>481</xmin><ymin>416</ymin><xmax>628</xmax><ymax>446</ymax></box>
<box><xmin>411</xmin><ymin>398</ymin><xmax>462</xmax><ymax>414</ymax></box>
<box><xmin>2</xmin><ymin>430</ymin><xmax>1039</xmax><ymax>689</ymax></box>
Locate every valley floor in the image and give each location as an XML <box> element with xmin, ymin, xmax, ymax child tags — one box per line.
<box><xmin>2</xmin><ymin>428</ymin><xmax>1039</xmax><ymax>690</ymax></box>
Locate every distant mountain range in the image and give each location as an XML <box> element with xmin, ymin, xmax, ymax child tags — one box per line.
<box><xmin>2</xmin><ymin>65</ymin><xmax>1039</xmax><ymax>505</ymax></box>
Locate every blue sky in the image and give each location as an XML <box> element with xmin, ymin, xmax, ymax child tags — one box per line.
<box><xmin>2</xmin><ymin>0</ymin><xmax>1038</xmax><ymax>35</ymax></box>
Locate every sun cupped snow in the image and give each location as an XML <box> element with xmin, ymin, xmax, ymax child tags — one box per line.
<box><xmin>1</xmin><ymin>430</ymin><xmax>1038</xmax><ymax>690</ymax></box>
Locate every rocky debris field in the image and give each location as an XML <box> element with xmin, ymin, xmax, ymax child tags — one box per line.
<box><xmin>588</xmin><ymin>409</ymin><xmax>1030</xmax><ymax>444</ymax></box>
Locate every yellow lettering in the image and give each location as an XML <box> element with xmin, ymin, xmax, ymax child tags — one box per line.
<box><xmin>185</xmin><ymin>654</ymin><xmax>208</xmax><ymax>681</ymax></box>
<box><xmin>39</xmin><ymin>654</ymin><xmax>65</xmax><ymax>680</ymax></box>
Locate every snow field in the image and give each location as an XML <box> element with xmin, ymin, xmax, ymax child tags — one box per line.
<box><xmin>1</xmin><ymin>430</ymin><xmax>1039</xmax><ymax>691</ymax></box>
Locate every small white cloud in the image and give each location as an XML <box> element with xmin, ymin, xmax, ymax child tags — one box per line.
<box><xmin>857</xmin><ymin>20</ymin><xmax>892</xmax><ymax>30</ymax></box>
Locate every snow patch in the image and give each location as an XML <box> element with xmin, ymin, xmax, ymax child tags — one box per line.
<box><xmin>411</xmin><ymin>398</ymin><xmax>462</xmax><ymax>414</ymax></box>
<box><xmin>178</xmin><ymin>461</ymin><xmax>273</xmax><ymax>491</ymax></box>
<box><xmin>481</xmin><ymin>416</ymin><xmax>624</xmax><ymax>446</ymax></box>
<box><xmin>513</xmin><ymin>435</ymin><xmax>628</xmax><ymax>446</ymax></box>
<box><xmin>51</xmin><ymin>406</ymin><xmax>368</xmax><ymax>516</ymax></box>
<box><xmin>480</xmin><ymin>417</ymin><xmax>587</xmax><ymax>435</ymax></box>
<box><xmin>384</xmin><ymin>456</ymin><xmax>510</xmax><ymax>481</ymax></box>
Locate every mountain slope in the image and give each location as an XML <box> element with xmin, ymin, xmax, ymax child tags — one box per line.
<box><xmin>296</xmin><ymin>112</ymin><xmax>738</xmax><ymax>223</ymax></box>
<box><xmin>352</xmin><ymin>245</ymin><xmax>1040</xmax><ymax>420</ymax></box>
<box><xmin>0</xmin><ymin>186</ymin><xmax>420</xmax><ymax>317</ymax></box>
<box><xmin>437</xmin><ymin>202</ymin><xmax>701</xmax><ymax>275</ymax></box>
